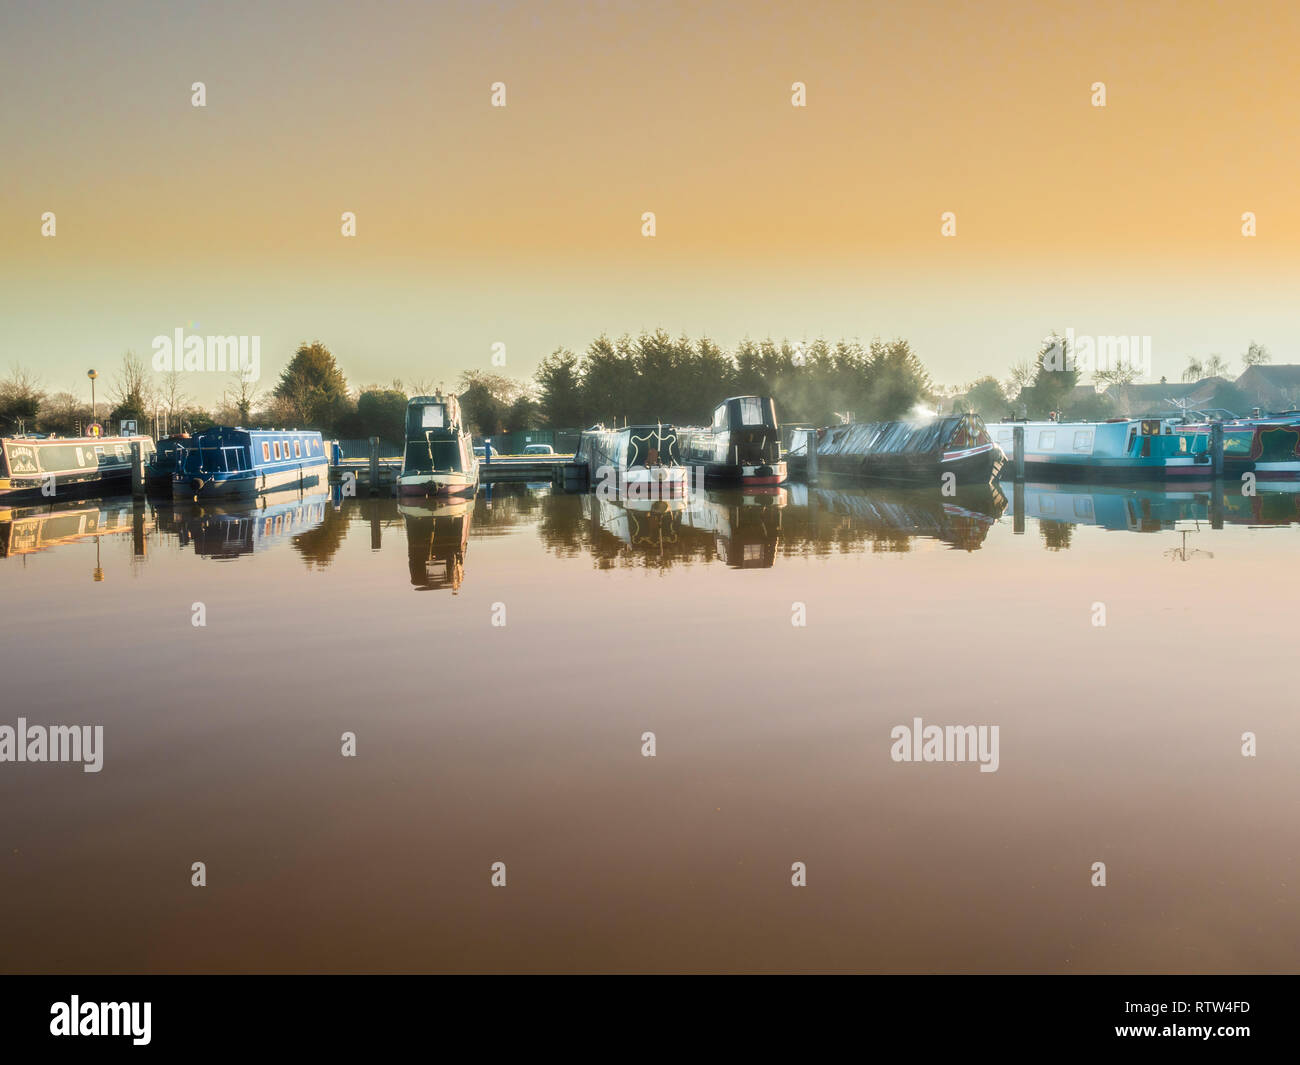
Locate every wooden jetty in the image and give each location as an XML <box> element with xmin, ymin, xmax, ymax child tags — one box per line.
<box><xmin>328</xmin><ymin>444</ymin><xmax>581</xmax><ymax>494</ymax></box>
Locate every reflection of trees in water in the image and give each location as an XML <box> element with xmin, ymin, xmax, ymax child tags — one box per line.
<box><xmin>1038</xmin><ymin>520</ymin><xmax>1073</xmax><ymax>551</ymax></box>
<box><xmin>293</xmin><ymin>502</ymin><xmax>350</xmax><ymax>568</ymax></box>
<box><xmin>536</xmin><ymin>491</ymin><xmax>586</xmax><ymax>557</ymax></box>
<box><xmin>473</xmin><ymin>483</ymin><xmax>545</xmax><ymax>534</ymax></box>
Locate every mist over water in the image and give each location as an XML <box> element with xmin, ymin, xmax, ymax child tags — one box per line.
<box><xmin>1</xmin><ymin>480</ymin><xmax>1296</xmax><ymax>973</ymax></box>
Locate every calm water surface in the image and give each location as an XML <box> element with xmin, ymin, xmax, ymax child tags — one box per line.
<box><xmin>1</xmin><ymin>480</ymin><xmax>1297</xmax><ymax>973</ymax></box>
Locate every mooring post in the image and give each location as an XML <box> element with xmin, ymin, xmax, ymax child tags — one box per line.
<box><xmin>132</xmin><ymin>504</ymin><xmax>146</xmax><ymax>557</ymax></box>
<box><xmin>805</xmin><ymin>430</ymin><xmax>819</xmax><ymax>485</ymax></box>
<box><xmin>1013</xmin><ymin>425</ymin><xmax>1025</xmax><ymax>482</ymax></box>
<box><xmin>130</xmin><ymin>441</ymin><xmax>146</xmax><ymax>499</ymax></box>
<box><xmin>368</xmin><ymin>436</ymin><xmax>380</xmax><ymax>496</ymax></box>
<box><xmin>1210</xmin><ymin>422</ymin><xmax>1224</xmax><ymax>478</ymax></box>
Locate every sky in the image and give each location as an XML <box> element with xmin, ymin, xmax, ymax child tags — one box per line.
<box><xmin>2</xmin><ymin>0</ymin><xmax>1298</xmax><ymax>405</ymax></box>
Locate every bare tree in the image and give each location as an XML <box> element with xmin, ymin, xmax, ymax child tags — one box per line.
<box><xmin>1005</xmin><ymin>359</ymin><xmax>1034</xmax><ymax>397</ymax></box>
<box><xmin>111</xmin><ymin>350</ymin><xmax>155</xmax><ymax>416</ymax></box>
<box><xmin>1242</xmin><ymin>341</ymin><xmax>1271</xmax><ymax>369</ymax></box>
<box><xmin>1182</xmin><ymin>357</ymin><xmax>1204</xmax><ymax>383</ymax></box>
<box><xmin>160</xmin><ymin>368</ymin><xmax>190</xmax><ymax>420</ymax></box>
<box><xmin>221</xmin><ymin>368</ymin><xmax>262</xmax><ymax>425</ymax></box>
<box><xmin>1203</xmin><ymin>354</ymin><xmax>1230</xmax><ymax>378</ymax></box>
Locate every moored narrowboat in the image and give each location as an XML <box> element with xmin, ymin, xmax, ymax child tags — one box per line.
<box><xmin>173</xmin><ymin>426</ymin><xmax>328</xmax><ymax>500</ymax></box>
<box><xmin>1173</xmin><ymin>414</ymin><xmax>1300</xmax><ymax>480</ymax></box>
<box><xmin>989</xmin><ymin>418</ymin><xmax>1203</xmax><ymax>481</ymax></box>
<box><xmin>0</xmin><ymin>434</ymin><xmax>156</xmax><ymax>501</ymax></box>
<box><xmin>146</xmin><ymin>434</ymin><xmax>191</xmax><ymax>495</ymax></box>
<box><xmin>810</xmin><ymin>413</ymin><xmax>1003</xmax><ymax>486</ymax></box>
<box><xmin>676</xmin><ymin>396</ymin><xmax>787</xmax><ymax>487</ymax></box>
<box><xmin>573</xmin><ymin>423</ymin><xmax>687</xmax><ymax>498</ymax></box>
<box><xmin>397</xmin><ymin>394</ymin><xmax>479</xmax><ymax>498</ymax></box>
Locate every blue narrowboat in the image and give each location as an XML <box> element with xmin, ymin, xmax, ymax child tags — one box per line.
<box><xmin>989</xmin><ymin>418</ymin><xmax>1205</xmax><ymax>481</ymax></box>
<box><xmin>173</xmin><ymin>426</ymin><xmax>329</xmax><ymax>500</ymax></box>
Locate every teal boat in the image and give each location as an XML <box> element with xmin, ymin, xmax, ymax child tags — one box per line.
<box><xmin>989</xmin><ymin>418</ymin><xmax>1208</xmax><ymax>481</ymax></box>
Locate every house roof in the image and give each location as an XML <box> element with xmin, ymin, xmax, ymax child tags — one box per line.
<box><xmin>1237</xmin><ymin>364</ymin><xmax>1300</xmax><ymax>385</ymax></box>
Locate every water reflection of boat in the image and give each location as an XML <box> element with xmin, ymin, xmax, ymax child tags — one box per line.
<box><xmin>582</xmin><ymin>489</ymin><xmax>784</xmax><ymax>568</ymax></box>
<box><xmin>783</xmin><ymin>482</ymin><xmax>1006</xmax><ymax>551</ymax></box>
<box><xmin>401</xmin><ymin>499</ymin><xmax>473</xmax><ymax>591</ymax></box>
<box><xmin>1004</xmin><ymin>481</ymin><xmax>1300</xmax><ymax>531</ymax></box>
<box><xmin>0</xmin><ymin>500</ymin><xmax>155</xmax><ymax>558</ymax></box>
<box><xmin>679</xmin><ymin>488</ymin><xmax>786</xmax><ymax>567</ymax></box>
<box><xmin>158</xmin><ymin>492</ymin><xmax>329</xmax><ymax>559</ymax></box>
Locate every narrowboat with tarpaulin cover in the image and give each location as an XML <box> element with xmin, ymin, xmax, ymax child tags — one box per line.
<box><xmin>573</xmin><ymin>423</ymin><xmax>687</xmax><ymax>497</ymax></box>
<box><xmin>1173</xmin><ymin>413</ymin><xmax>1300</xmax><ymax>480</ymax></box>
<box><xmin>989</xmin><ymin>418</ymin><xmax>1204</xmax><ymax>482</ymax></box>
<box><xmin>397</xmin><ymin>394</ymin><xmax>479</xmax><ymax>498</ymax></box>
<box><xmin>0</xmin><ymin>434</ymin><xmax>156</xmax><ymax>501</ymax></box>
<box><xmin>805</xmin><ymin>413</ymin><xmax>1002</xmax><ymax>486</ymax></box>
<box><xmin>173</xmin><ymin>426</ymin><xmax>328</xmax><ymax>500</ymax></box>
<box><xmin>401</xmin><ymin>498</ymin><xmax>474</xmax><ymax>591</ymax></box>
<box><xmin>676</xmin><ymin>396</ymin><xmax>787</xmax><ymax>487</ymax></box>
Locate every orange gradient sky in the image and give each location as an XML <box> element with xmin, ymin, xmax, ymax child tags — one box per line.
<box><xmin>2</xmin><ymin>0</ymin><xmax>1298</xmax><ymax>403</ymax></box>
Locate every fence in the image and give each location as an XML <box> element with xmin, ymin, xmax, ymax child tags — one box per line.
<box><xmin>335</xmin><ymin>438</ymin><xmax>402</xmax><ymax>459</ymax></box>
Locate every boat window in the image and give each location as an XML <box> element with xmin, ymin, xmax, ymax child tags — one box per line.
<box><xmin>294</xmin><ymin>440</ymin><xmax>302</xmax><ymax>458</ymax></box>
<box><xmin>421</xmin><ymin>406</ymin><xmax>446</xmax><ymax>429</ymax></box>
<box><xmin>739</xmin><ymin>397</ymin><xmax>764</xmax><ymax>425</ymax></box>
<box><xmin>712</xmin><ymin>404</ymin><xmax>728</xmax><ymax>429</ymax></box>
<box><xmin>1073</xmin><ymin>430</ymin><xmax>1093</xmax><ymax>451</ymax></box>
<box><xmin>997</xmin><ymin>430</ymin><xmax>1012</xmax><ymax>444</ymax></box>
<box><xmin>274</xmin><ymin>441</ymin><xmax>282</xmax><ymax>460</ymax></box>
<box><xmin>1038</xmin><ymin>430</ymin><xmax>1056</xmax><ymax>449</ymax></box>
<box><xmin>262</xmin><ymin>442</ymin><xmax>271</xmax><ymax>461</ymax></box>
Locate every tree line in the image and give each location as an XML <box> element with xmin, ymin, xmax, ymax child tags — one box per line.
<box><xmin>1</xmin><ymin>332</ymin><xmax>1279</xmax><ymax>440</ymax></box>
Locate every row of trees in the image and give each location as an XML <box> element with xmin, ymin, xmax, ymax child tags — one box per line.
<box><xmin>533</xmin><ymin>332</ymin><xmax>933</xmax><ymax>429</ymax></box>
<box><xmin>0</xmin><ymin>344</ymin><xmax>419</xmax><ymax>441</ymax></box>
<box><xmin>3</xmin><ymin>333</ymin><xmax>1280</xmax><ymax>440</ymax></box>
<box><xmin>949</xmin><ymin>337</ymin><xmax>1274</xmax><ymax>421</ymax></box>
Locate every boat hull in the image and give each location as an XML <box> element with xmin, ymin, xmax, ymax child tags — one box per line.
<box><xmin>694</xmin><ymin>460</ymin><xmax>788</xmax><ymax>487</ymax></box>
<box><xmin>174</xmin><ymin>461</ymin><xmax>329</xmax><ymax>500</ymax></box>
<box><xmin>396</xmin><ymin>471</ymin><xmax>479</xmax><ymax>497</ymax></box>
<box><xmin>820</xmin><ymin>444</ymin><xmax>1001</xmax><ymax>486</ymax></box>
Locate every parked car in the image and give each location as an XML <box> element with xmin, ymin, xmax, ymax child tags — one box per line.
<box><xmin>523</xmin><ymin>444</ymin><xmax>555</xmax><ymax>455</ymax></box>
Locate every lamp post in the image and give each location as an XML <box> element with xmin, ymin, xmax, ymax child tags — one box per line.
<box><xmin>87</xmin><ymin>369</ymin><xmax>98</xmax><ymax>428</ymax></box>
